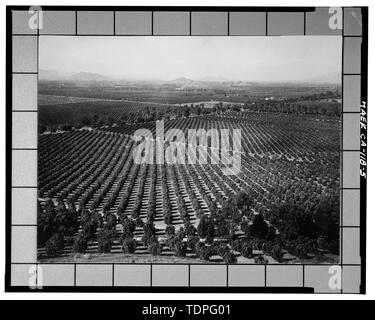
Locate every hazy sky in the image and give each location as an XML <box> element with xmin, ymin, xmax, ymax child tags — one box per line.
<box><xmin>39</xmin><ymin>36</ymin><xmax>342</xmax><ymax>83</ymax></box>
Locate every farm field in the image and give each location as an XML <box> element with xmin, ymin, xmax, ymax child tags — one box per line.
<box><xmin>39</xmin><ymin>81</ymin><xmax>341</xmax><ymax>105</ymax></box>
<box><xmin>38</xmin><ymin>107</ymin><xmax>340</xmax><ymax>264</ymax></box>
<box><xmin>38</xmin><ymin>97</ymin><xmax>179</xmax><ymax>129</ymax></box>
<box><xmin>36</xmin><ymin>35</ymin><xmax>342</xmax><ymax>265</ymax></box>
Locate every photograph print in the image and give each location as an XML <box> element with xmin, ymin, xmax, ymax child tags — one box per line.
<box><xmin>37</xmin><ymin>36</ymin><xmax>341</xmax><ymax>264</ymax></box>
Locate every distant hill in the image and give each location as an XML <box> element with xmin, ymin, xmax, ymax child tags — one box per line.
<box><xmin>39</xmin><ymin>70</ymin><xmax>111</xmax><ymax>82</ymax></box>
<box><xmin>170</xmin><ymin>77</ymin><xmax>195</xmax><ymax>86</ymax></box>
<box><xmin>69</xmin><ymin>72</ymin><xmax>110</xmax><ymax>82</ymax></box>
<box><xmin>39</xmin><ymin>70</ymin><xmax>340</xmax><ymax>86</ymax></box>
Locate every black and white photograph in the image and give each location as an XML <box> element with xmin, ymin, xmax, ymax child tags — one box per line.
<box><xmin>36</xmin><ymin>35</ymin><xmax>341</xmax><ymax>265</ymax></box>
<box><xmin>4</xmin><ymin>0</ymin><xmax>372</xmax><ymax>299</ymax></box>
